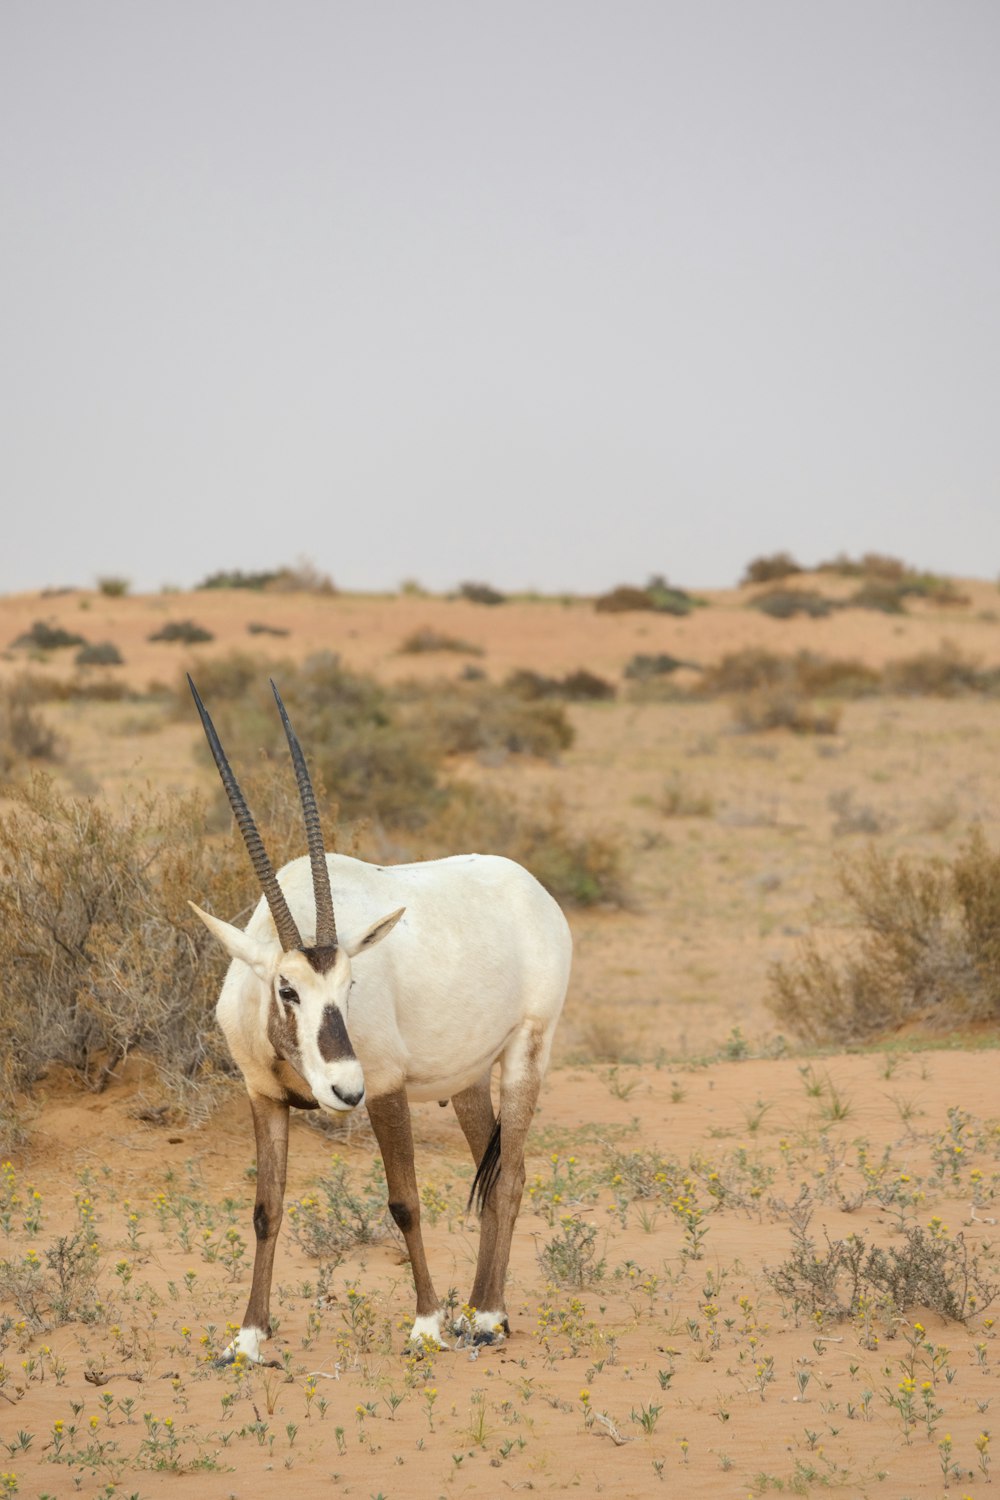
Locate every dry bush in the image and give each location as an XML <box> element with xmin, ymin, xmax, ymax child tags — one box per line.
<box><xmin>196</xmin><ymin>567</ymin><xmax>282</xmax><ymax>590</ymax></box>
<box><xmin>768</xmin><ymin>831</ymin><xmax>1000</xmax><ymax>1044</ymax></box>
<box><xmin>399</xmin><ymin>627</ymin><xmax>483</xmax><ymax>656</ymax></box>
<box><xmin>414</xmin><ymin>683</ymin><xmax>574</xmax><ymax>760</ymax></box>
<box><xmin>741</xmin><ymin>552</ymin><xmax>804</xmax><ymax>585</ymax></box>
<box><xmin>818</xmin><ymin>551</ymin><xmax>911</xmax><ymax>580</ymax></box>
<box><xmin>731</xmin><ymin>687</ymin><xmax>841</xmax><ymax>735</ymax></box>
<box><xmin>197</xmin><ymin>560</ymin><xmax>336</xmax><ymax>594</ymax></box>
<box><xmin>700</xmin><ymin>649</ymin><xmax>876</xmax><ymax>698</ymax></box>
<box><xmin>421</xmin><ymin>785</ymin><xmax>626</xmax><ymax>908</ymax></box>
<box><xmin>749</xmin><ymin>588</ymin><xmax>835</xmax><ymax>619</ymax></box>
<box><xmin>0</xmin><ymin>768</ymin><xmax>316</xmax><ymax>1136</ymax></box>
<box><xmin>659</xmin><ymin>774</ymin><xmax>714</xmax><ymax>818</ymax></box>
<box><xmin>623</xmin><ymin>652</ymin><xmax>691</xmax><ymax>682</ymax></box>
<box><xmin>505</xmin><ymin>667</ymin><xmax>615</xmax><ymax>702</ymax></box>
<box><xmin>7</xmin><ymin>670</ymin><xmax>133</xmax><ymax>704</ymax></box>
<box><xmin>882</xmin><ymin>646</ymin><xmax>1000</xmax><ymax>697</ymax></box>
<box><xmin>0</xmin><ymin>684</ymin><xmax>60</xmax><ymax>779</ymax></box>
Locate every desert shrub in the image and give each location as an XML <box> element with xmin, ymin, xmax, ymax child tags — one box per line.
<box><xmin>882</xmin><ymin>646</ymin><xmax>1000</xmax><ymax>697</ymax></box>
<box><xmin>749</xmin><ymin>588</ymin><xmax>834</xmax><ymax>619</ymax></box>
<box><xmin>562</xmin><ymin>669</ymin><xmax>615</xmax><ymax>701</ymax></box>
<box><xmin>0</xmin><ymin>684</ymin><xmax>60</xmax><ymax>777</ymax></box>
<box><xmin>416</xmin><ymin>683</ymin><xmax>573</xmax><ymax>759</ymax></box>
<box><xmin>846</xmin><ymin>578</ymin><xmax>908</xmax><ymax>614</ymax></box>
<box><xmin>624</xmin><ymin>652</ymin><xmax>691</xmax><ymax>681</ymax></box>
<box><xmin>459</xmin><ymin>580</ymin><xmax>506</xmax><ymax>605</ymax></box>
<box><xmin>659</xmin><ymin>775</ymin><xmax>714</xmax><ymax>818</ymax></box>
<box><xmin>741</xmin><ymin>552</ymin><xmax>803</xmax><ymax>585</ymax></box>
<box><xmin>828</xmin><ymin>788</ymin><xmax>886</xmax><ymax>837</ymax></box>
<box><xmin>818</xmin><ymin>551</ymin><xmax>910</xmax><ymax>580</ymax></box>
<box><xmin>769</xmin><ymin>830</ymin><xmax>1000</xmax><ymax>1043</ymax></box>
<box><xmin>75</xmin><ymin>640</ymin><xmax>123</xmax><ymax>667</ymax></box>
<box><xmin>11</xmin><ymin>620</ymin><xmax>87</xmax><ymax>651</ymax></box>
<box><xmin>247</xmin><ymin>621</ymin><xmax>290</xmax><ymax>637</ymax></box>
<box><xmin>537</xmin><ymin>1217</ymin><xmax>606</xmax><ymax>1286</ymax></box>
<box><xmin>287</xmin><ymin>1155</ymin><xmax>391</xmax><ymax>1266</ymax></box>
<box><xmin>700</xmin><ymin>649</ymin><xmax>876</xmax><ymax>699</ymax></box>
<box><xmin>505</xmin><ymin>668</ymin><xmax>615</xmax><ymax>702</ymax></box>
<box><xmin>422</xmin><ymin>785</ymin><xmax>626</xmax><ymax>908</ymax></box>
<box><xmin>731</xmin><ymin>687</ymin><xmax>840</xmax><ymax>735</ymax></box>
<box><xmin>197</xmin><ymin>568</ymin><xmax>282</xmax><ymax>590</ymax></box>
<box><xmin>400</xmin><ymin>627</ymin><xmax>483</xmax><ymax>655</ymax></box>
<box><xmin>149</xmin><ymin>619</ymin><xmax>215</xmax><ymax>644</ymax></box>
<box><xmin>0</xmin><ymin>769</ymin><xmax>314</xmax><ymax>1132</ymax></box>
<box><xmin>765</xmin><ymin>1208</ymin><xmax>998</xmax><ymax>1323</ymax></box>
<box><xmin>96</xmin><ymin>575</ymin><xmax>130</xmax><ymax>597</ymax></box>
<box><xmin>594</xmin><ymin>584</ymin><xmax>656</xmax><ymax>614</ymax></box>
<box><xmin>269</xmin><ymin>560</ymin><xmax>336</xmax><ymax>594</ymax></box>
<box><xmin>595</xmin><ymin>576</ymin><xmax>699</xmax><ymax>616</ymax></box>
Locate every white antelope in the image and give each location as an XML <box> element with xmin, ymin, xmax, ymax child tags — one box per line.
<box><xmin>188</xmin><ymin>677</ymin><xmax>572</xmax><ymax>1362</ymax></box>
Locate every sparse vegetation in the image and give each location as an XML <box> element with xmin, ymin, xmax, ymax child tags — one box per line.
<box><xmin>769</xmin><ymin>829</ymin><xmax>1000</xmax><ymax>1043</ymax></box>
<box><xmin>624</xmin><ymin>652</ymin><xmax>693</xmax><ymax>681</ymax></box>
<box><xmin>0</xmin><ymin>684</ymin><xmax>60</xmax><ymax>778</ymax></box>
<box><xmin>196</xmin><ymin>561</ymin><xmax>336</xmax><ymax>594</ymax></box>
<box><xmin>731</xmin><ymin>686</ymin><xmax>841</xmax><ymax>735</ymax></box>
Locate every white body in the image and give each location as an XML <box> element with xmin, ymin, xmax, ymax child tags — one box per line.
<box><xmin>217</xmin><ymin>850</ymin><xmax>572</xmax><ymax>1109</ymax></box>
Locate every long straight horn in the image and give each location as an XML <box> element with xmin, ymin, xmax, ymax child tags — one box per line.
<box><xmin>188</xmin><ymin>675</ymin><xmax>303</xmax><ymax>953</ymax></box>
<box><xmin>269</xmin><ymin>680</ymin><xmax>337</xmax><ymax>949</ymax></box>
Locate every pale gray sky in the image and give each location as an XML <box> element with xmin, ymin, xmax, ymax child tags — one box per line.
<box><xmin>3</xmin><ymin>2</ymin><xmax>999</xmax><ymax>595</ymax></box>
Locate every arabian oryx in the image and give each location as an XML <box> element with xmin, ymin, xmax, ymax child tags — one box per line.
<box><xmin>187</xmin><ymin>677</ymin><xmax>572</xmax><ymax>1361</ymax></box>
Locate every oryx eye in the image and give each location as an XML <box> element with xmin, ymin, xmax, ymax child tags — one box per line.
<box><xmin>278</xmin><ymin>983</ymin><xmax>299</xmax><ymax>1005</ymax></box>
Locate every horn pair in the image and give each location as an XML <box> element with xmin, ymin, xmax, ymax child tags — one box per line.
<box><xmin>188</xmin><ymin>676</ymin><xmax>336</xmax><ymax>951</ymax></box>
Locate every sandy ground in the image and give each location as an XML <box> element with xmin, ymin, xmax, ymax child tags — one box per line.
<box><xmin>2</xmin><ymin>578</ymin><xmax>1000</xmax><ymax>1496</ymax></box>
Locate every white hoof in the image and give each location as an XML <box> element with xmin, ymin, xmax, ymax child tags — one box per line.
<box><xmin>215</xmin><ymin>1325</ymin><xmax>268</xmax><ymax>1366</ymax></box>
<box><xmin>408</xmin><ymin>1311</ymin><xmax>449</xmax><ymax>1350</ymax></box>
<box><xmin>454</xmin><ymin>1309</ymin><xmax>508</xmax><ymax>1347</ymax></box>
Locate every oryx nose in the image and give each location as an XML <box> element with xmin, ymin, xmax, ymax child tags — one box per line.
<box><xmin>331</xmin><ymin>1083</ymin><xmax>364</xmax><ymax>1109</ymax></box>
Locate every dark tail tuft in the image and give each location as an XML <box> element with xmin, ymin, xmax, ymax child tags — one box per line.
<box><xmin>467</xmin><ymin>1116</ymin><xmax>502</xmax><ymax>1215</ymax></box>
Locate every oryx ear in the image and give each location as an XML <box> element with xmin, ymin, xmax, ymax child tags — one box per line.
<box><xmin>344</xmin><ymin>907</ymin><xmax>406</xmax><ymax>958</ymax></box>
<box><xmin>189</xmin><ymin>902</ymin><xmax>277</xmax><ymax>982</ymax></box>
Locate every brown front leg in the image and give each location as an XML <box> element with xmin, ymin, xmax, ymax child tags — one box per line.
<box><xmin>367</xmin><ymin>1089</ymin><xmax>446</xmax><ymax>1347</ymax></box>
<box><xmin>218</xmin><ymin>1091</ymin><xmax>289</xmax><ymax>1365</ymax></box>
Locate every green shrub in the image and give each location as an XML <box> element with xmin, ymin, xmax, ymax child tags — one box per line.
<box><xmin>96</xmin><ymin>576</ymin><xmax>130</xmax><ymax>597</ymax></box>
<box><xmin>197</xmin><ymin>568</ymin><xmax>282</xmax><ymax>590</ymax></box>
<box><xmin>624</xmin><ymin>653</ymin><xmax>692</xmax><ymax>681</ymax></box>
<box><xmin>247</xmin><ymin>621</ymin><xmax>290</xmax><ymax>637</ymax></box>
<box><xmin>75</xmin><ymin>641</ymin><xmax>123</xmax><ymax>667</ymax></box>
<box><xmin>768</xmin><ymin>830</ymin><xmax>1000</xmax><ymax>1043</ymax></box>
<box><xmin>749</xmin><ymin>588</ymin><xmax>834</xmax><ymax>619</ymax></box>
<box><xmin>11</xmin><ymin>620</ymin><xmax>87</xmax><ymax>651</ymax></box>
<box><xmin>149</xmin><ymin>619</ymin><xmax>215</xmax><ymax>644</ymax></box>
<box><xmin>459</xmin><ymin>580</ymin><xmax>506</xmax><ymax>605</ymax></box>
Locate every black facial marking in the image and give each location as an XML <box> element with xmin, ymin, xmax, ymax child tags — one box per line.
<box><xmin>253</xmin><ymin>1203</ymin><xmax>270</xmax><ymax>1241</ymax></box>
<box><xmin>388</xmin><ymin>1200</ymin><xmax>413</xmax><ymax>1233</ymax></box>
<box><xmin>316</xmin><ymin>1004</ymin><xmax>354</xmax><ymax>1063</ymax></box>
<box><xmin>304</xmin><ymin>944</ymin><xmax>339</xmax><ymax>975</ymax></box>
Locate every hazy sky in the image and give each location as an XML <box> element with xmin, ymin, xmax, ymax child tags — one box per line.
<box><xmin>3</xmin><ymin>2</ymin><xmax>999</xmax><ymax>595</ymax></box>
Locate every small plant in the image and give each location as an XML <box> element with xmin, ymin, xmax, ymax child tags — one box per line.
<box><xmin>459</xmin><ymin>581</ymin><xmax>505</xmax><ymax>605</ymax></box>
<box><xmin>741</xmin><ymin>552</ymin><xmax>804</xmax><ymax>585</ymax></box>
<box><xmin>749</xmin><ymin>588</ymin><xmax>834</xmax><ymax>619</ymax></box>
<box><xmin>538</xmin><ymin>1216</ymin><xmax>606</xmax><ymax>1286</ymax></box>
